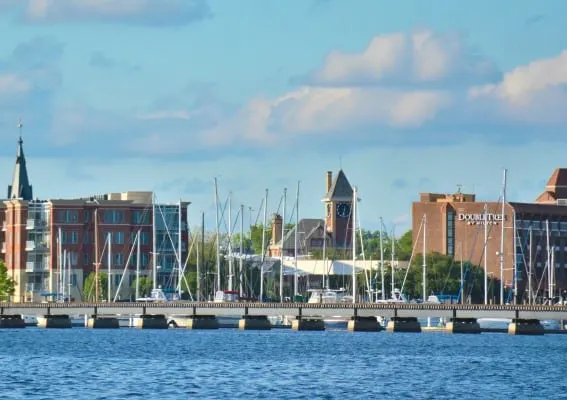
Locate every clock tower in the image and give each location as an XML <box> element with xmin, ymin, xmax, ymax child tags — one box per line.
<box><xmin>322</xmin><ymin>170</ymin><xmax>354</xmax><ymax>248</ymax></box>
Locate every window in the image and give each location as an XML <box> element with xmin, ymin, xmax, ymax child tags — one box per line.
<box><xmin>446</xmin><ymin>209</ymin><xmax>455</xmax><ymax>256</ymax></box>
<box><xmin>114</xmin><ymin>232</ymin><xmax>125</xmax><ymax>245</ymax></box>
<box><xmin>83</xmin><ymin>252</ymin><xmax>89</xmax><ymax>266</ymax></box>
<box><xmin>70</xmin><ymin>252</ymin><xmax>78</xmax><ymax>266</ymax></box>
<box><xmin>132</xmin><ymin>210</ymin><xmax>149</xmax><ymax>225</ymax></box>
<box><xmin>114</xmin><ymin>253</ymin><xmax>124</xmax><ymax>266</ymax></box>
<box><xmin>84</xmin><ymin>211</ymin><xmax>90</xmax><ymax>223</ymax></box>
<box><xmin>142</xmin><ymin>254</ymin><xmax>149</xmax><ymax>266</ymax></box>
<box><xmin>140</xmin><ymin>232</ymin><xmax>149</xmax><ymax>245</ymax></box>
<box><xmin>114</xmin><ymin>274</ymin><xmax>121</xmax><ymax>287</ymax></box>
<box><xmin>551</xmin><ymin>221</ymin><xmax>559</xmax><ymax>231</ymax></box>
<box><xmin>83</xmin><ymin>232</ymin><xmax>89</xmax><ymax>244</ymax></box>
<box><xmin>103</xmin><ymin>210</ymin><xmax>125</xmax><ymax>224</ymax></box>
<box><xmin>310</xmin><ymin>238</ymin><xmax>323</xmax><ymax>247</ymax></box>
<box><xmin>70</xmin><ymin>231</ymin><xmax>79</xmax><ymax>244</ymax></box>
<box><xmin>57</xmin><ymin>210</ymin><xmax>79</xmax><ymax>223</ymax></box>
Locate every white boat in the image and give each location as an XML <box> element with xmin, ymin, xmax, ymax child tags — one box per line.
<box><xmin>376</xmin><ymin>288</ymin><xmax>409</xmax><ymax>303</ymax></box>
<box><xmin>307</xmin><ymin>288</ymin><xmax>352</xmax><ymax>304</ymax></box>
<box><xmin>213</xmin><ymin>290</ymin><xmax>240</xmax><ymax>303</ymax></box>
<box><xmin>136</xmin><ymin>287</ymin><xmax>180</xmax><ymax>302</ymax></box>
<box><xmin>22</xmin><ymin>314</ymin><xmax>38</xmax><ymax>326</ymax></box>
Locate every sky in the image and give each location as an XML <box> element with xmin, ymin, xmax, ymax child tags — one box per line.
<box><xmin>1</xmin><ymin>0</ymin><xmax>567</xmax><ymax>235</ymax></box>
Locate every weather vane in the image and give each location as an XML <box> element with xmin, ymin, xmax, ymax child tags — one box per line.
<box><xmin>17</xmin><ymin>116</ymin><xmax>23</xmax><ymax>141</ymax></box>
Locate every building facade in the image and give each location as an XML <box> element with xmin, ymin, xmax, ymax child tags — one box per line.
<box><xmin>412</xmin><ymin>169</ymin><xmax>567</xmax><ymax>303</ymax></box>
<box><xmin>1</xmin><ymin>131</ymin><xmax>190</xmax><ymax>302</ymax></box>
<box><xmin>268</xmin><ymin>169</ymin><xmax>355</xmax><ymax>257</ymax></box>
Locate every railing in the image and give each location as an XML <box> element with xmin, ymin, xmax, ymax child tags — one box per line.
<box><xmin>25</xmin><ymin>241</ymin><xmax>49</xmax><ymax>252</ymax></box>
<box><xmin>26</xmin><ymin>219</ymin><xmax>47</xmax><ymax>230</ymax></box>
<box><xmin>24</xmin><ymin>283</ymin><xmax>47</xmax><ymax>293</ymax></box>
<box><xmin>25</xmin><ymin>261</ymin><xmax>49</xmax><ymax>272</ymax></box>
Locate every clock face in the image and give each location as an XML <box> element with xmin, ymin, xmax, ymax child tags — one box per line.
<box><xmin>336</xmin><ymin>202</ymin><xmax>351</xmax><ymax>219</ymax></box>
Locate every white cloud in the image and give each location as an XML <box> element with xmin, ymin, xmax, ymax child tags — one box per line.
<box><xmin>306</xmin><ymin>29</ymin><xmax>500</xmax><ymax>87</ymax></box>
<box><xmin>4</xmin><ymin>0</ymin><xmax>212</xmax><ymax>25</ymax></box>
<box><xmin>0</xmin><ymin>74</ymin><xmax>30</xmax><ymax>97</ymax></box>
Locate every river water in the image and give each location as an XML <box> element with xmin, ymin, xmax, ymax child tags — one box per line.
<box><xmin>0</xmin><ymin>328</ymin><xmax>565</xmax><ymax>399</ymax></box>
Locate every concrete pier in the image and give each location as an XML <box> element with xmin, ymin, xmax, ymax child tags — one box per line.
<box><xmin>87</xmin><ymin>316</ymin><xmax>120</xmax><ymax>329</ymax></box>
<box><xmin>238</xmin><ymin>315</ymin><xmax>271</xmax><ymax>330</ymax></box>
<box><xmin>37</xmin><ymin>315</ymin><xmax>72</xmax><ymax>329</ymax></box>
<box><xmin>292</xmin><ymin>317</ymin><xmax>325</xmax><ymax>331</ymax></box>
<box><xmin>386</xmin><ymin>317</ymin><xmax>422</xmax><ymax>333</ymax></box>
<box><xmin>508</xmin><ymin>319</ymin><xmax>544</xmax><ymax>335</ymax></box>
<box><xmin>445</xmin><ymin>318</ymin><xmax>481</xmax><ymax>334</ymax></box>
<box><xmin>135</xmin><ymin>314</ymin><xmax>169</xmax><ymax>329</ymax></box>
<box><xmin>0</xmin><ymin>314</ymin><xmax>26</xmax><ymax>328</ymax></box>
<box><xmin>187</xmin><ymin>315</ymin><xmax>220</xmax><ymax>330</ymax></box>
<box><xmin>347</xmin><ymin>316</ymin><xmax>381</xmax><ymax>332</ymax></box>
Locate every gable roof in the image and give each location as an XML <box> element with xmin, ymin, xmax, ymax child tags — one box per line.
<box><xmin>322</xmin><ymin>169</ymin><xmax>353</xmax><ymax>202</ymax></box>
<box><xmin>274</xmin><ymin>218</ymin><xmax>331</xmax><ymax>251</ymax></box>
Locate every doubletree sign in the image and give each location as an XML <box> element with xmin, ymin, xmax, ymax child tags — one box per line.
<box><xmin>458</xmin><ymin>213</ymin><xmax>507</xmax><ymax>225</ymax></box>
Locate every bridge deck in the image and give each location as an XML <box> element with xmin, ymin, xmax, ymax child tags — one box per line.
<box><xmin>1</xmin><ymin>302</ymin><xmax>567</xmax><ymax>320</ymax></box>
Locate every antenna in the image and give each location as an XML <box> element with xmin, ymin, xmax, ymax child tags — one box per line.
<box><xmin>456</xmin><ymin>184</ymin><xmax>462</xmax><ymax>193</ymax></box>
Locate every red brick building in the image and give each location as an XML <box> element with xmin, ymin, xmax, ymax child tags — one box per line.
<box><xmin>1</xmin><ymin>133</ymin><xmax>189</xmax><ymax>302</ymax></box>
<box><xmin>412</xmin><ymin>169</ymin><xmax>567</xmax><ymax>303</ymax></box>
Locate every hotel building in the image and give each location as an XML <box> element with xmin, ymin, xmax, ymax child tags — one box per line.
<box><xmin>412</xmin><ymin>169</ymin><xmax>567</xmax><ymax>302</ymax></box>
<box><xmin>0</xmin><ymin>134</ymin><xmax>189</xmax><ymax>302</ymax></box>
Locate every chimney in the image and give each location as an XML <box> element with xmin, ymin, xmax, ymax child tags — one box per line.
<box><xmin>326</xmin><ymin>171</ymin><xmax>333</xmax><ymax>193</ymax></box>
<box><xmin>271</xmin><ymin>214</ymin><xmax>283</xmax><ymax>245</ymax></box>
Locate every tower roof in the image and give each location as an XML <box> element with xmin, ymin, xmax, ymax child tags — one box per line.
<box><xmin>7</xmin><ymin>122</ymin><xmax>33</xmax><ymax>201</ymax></box>
<box><xmin>322</xmin><ymin>169</ymin><xmax>353</xmax><ymax>202</ymax></box>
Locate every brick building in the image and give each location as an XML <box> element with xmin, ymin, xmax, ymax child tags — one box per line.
<box><xmin>412</xmin><ymin>169</ymin><xmax>567</xmax><ymax>303</ymax></box>
<box><xmin>1</xmin><ymin>130</ymin><xmax>189</xmax><ymax>302</ymax></box>
<box><xmin>268</xmin><ymin>170</ymin><xmax>356</xmax><ymax>257</ymax></box>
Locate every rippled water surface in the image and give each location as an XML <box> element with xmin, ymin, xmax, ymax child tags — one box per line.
<box><xmin>1</xmin><ymin>328</ymin><xmax>566</xmax><ymax>399</ymax></box>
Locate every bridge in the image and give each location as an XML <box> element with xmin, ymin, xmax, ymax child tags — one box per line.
<box><xmin>2</xmin><ymin>302</ymin><xmax>567</xmax><ymax>320</ymax></box>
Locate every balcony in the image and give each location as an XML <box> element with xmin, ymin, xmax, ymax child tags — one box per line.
<box><xmin>25</xmin><ymin>261</ymin><xmax>49</xmax><ymax>272</ymax></box>
<box><xmin>26</xmin><ymin>219</ymin><xmax>47</xmax><ymax>230</ymax></box>
<box><xmin>25</xmin><ymin>283</ymin><xmax>47</xmax><ymax>293</ymax></box>
<box><xmin>25</xmin><ymin>240</ymin><xmax>49</xmax><ymax>252</ymax></box>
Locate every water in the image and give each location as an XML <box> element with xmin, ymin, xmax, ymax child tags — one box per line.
<box><xmin>1</xmin><ymin>328</ymin><xmax>566</xmax><ymax>399</ymax></box>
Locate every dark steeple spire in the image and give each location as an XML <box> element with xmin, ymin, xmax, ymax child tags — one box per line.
<box><xmin>7</xmin><ymin>119</ymin><xmax>33</xmax><ymax>201</ymax></box>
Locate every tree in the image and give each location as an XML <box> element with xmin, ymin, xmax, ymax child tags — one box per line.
<box><xmin>0</xmin><ymin>260</ymin><xmax>15</xmax><ymax>300</ymax></box>
<box><xmin>130</xmin><ymin>277</ymin><xmax>153</xmax><ymax>299</ymax></box>
<box><xmin>82</xmin><ymin>272</ymin><xmax>108</xmax><ymax>301</ymax></box>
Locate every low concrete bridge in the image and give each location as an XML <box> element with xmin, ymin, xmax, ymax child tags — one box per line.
<box><xmin>2</xmin><ymin>302</ymin><xmax>567</xmax><ymax>320</ymax></box>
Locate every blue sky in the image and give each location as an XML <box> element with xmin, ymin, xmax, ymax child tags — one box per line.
<box><xmin>1</xmin><ymin>0</ymin><xmax>567</xmax><ymax>234</ymax></box>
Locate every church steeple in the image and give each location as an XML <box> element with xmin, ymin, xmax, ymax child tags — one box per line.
<box><xmin>7</xmin><ymin>119</ymin><xmax>33</xmax><ymax>201</ymax></box>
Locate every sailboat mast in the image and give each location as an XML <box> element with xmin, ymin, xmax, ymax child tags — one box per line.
<box><xmin>94</xmin><ymin>209</ymin><xmax>99</xmax><ymax>302</ymax></box>
<box><xmin>499</xmin><ymin>169</ymin><xmax>507</xmax><ymax>304</ymax></box>
<box><xmin>391</xmin><ymin>228</ymin><xmax>395</xmax><ymax>297</ymax></box>
<box><xmin>214</xmin><ymin>178</ymin><xmax>221</xmax><ymax>293</ymax></box>
<box><xmin>200</xmin><ymin>211</ymin><xmax>204</xmax><ymax>301</ymax></box>
<box><xmin>151</xmin><ymin>195</ymin><xmax>157</xmax><ymax>290</ymax></box>
<box><xmin>528</xmin><ymin>227</ymin><xmax>532</xmax><ymax>305</ymax></box>
<box><xmin>108</xmin><ymin>232</ymin><xmax>112</xmax><ymax>301</ymax></box>
<box><xmin>178</xmin><ymin>200</ymin><xmax>182</xmax><ymax>298</ymax></box>
<box><xmin>294</xmin><ymin>181</ymin><xmax>300</xmax><ymax>297</ymax></box>
<box><xmin>62</xmin><ymin>248</ymin><xmax>66</xmax><ymax>301</ymax></box>
<box><xmin>422</xmin><ymin>214</ymin><xmax>427</xmax><ymax>302</ymax></box>
<box><xmin>239</xmin><ymin>204</ymin><xmax>244</xmax><ymax>298</ymax></box>
<box><xmin>546</xmin><ymin>219</ymin><xmax>550</xmax><ymax>303</ymax></box>
<box><xmin>260</xmin><ymin>189</ymin><xmax>268</xmax><ymax>302</ymax></box>
<box><xmin>512</xmin><ymin>212</ymin><xmax>518</xmax><ymax>305</ymax></box>
<box><xmin>228</xmin><ymin>192</ymin><xmax>233</xmax><ymax>292</ymax></box>
<box><xmin>379</xmin><ymin>217</ymin><xmax>384</xmax><ymax>301</ymax></box>
<box><xmin>322</xmin><ymin>213</ymin><xmax>328</xmax><ymax>290</ymax></box>
<box><xmin>67</xmin><ymin>250</ymin><xmax>71</xmax><ymax>301</ymax></box>
<box><xmin>280</xmin><ymin>188</ymin><xmax>286</xmax><ymax>302</ymax></box>
<box><xmin>460</xmin><ymin>246</ymin><xmax>464</xmax><ymax>304</ymax></box>
<box><xmin>136</xmin><ymin>230</ymin><xmax>141</xmax><ymax>300</ymax></box>
<box><xmin>352</xmin><ymin>186</ymin><xmax>357</xmax><ymax>303</ymax></box>
<box><xmin>483</xmin><ymin>203</ymin><xmax>488</xmax><ymax>305</ymax></box>
<box><xmin>57</xmin><ymin>227</ymin><xmax>62</xmax><ymax>301</ymax></box>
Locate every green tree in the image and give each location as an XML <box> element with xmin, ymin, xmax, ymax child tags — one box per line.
<box><xmin>0</xmin><ymin>260</ymin><xmax>16</xmax><ymax>300</ymax></box>
<box><xmin>82</xmin><ymin>272</ymin><xmax>108</xmax><ymax>301</ymax></box>
<box><xmin>131</xmin><ymin>277</ymin><xmax>153</xmax><ymax>299</ymax></box>
<box><xmin>396</xmin><ymin>230</ymin><xmax>413</xmax><ymax>260</ymax></box>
